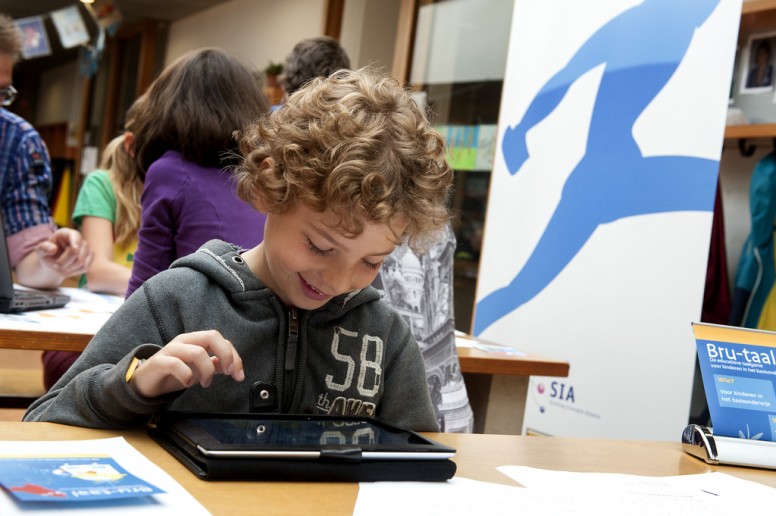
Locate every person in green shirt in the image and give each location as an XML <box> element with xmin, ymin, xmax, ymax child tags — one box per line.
<box><xmin>72</xmin><ymin>148</ymin><xmax>137</xmax><ymax>292</ymax></box>
<box><xmin>72</xmin><ymin>98</ymin><xmax>144</xmax><ymax>295</ymax></box>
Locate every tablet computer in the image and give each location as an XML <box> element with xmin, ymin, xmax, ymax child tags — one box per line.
<box><xmin>149</xmin><ymin>412</ymin><xmax>457</xmax><ymax>482</ymax></box>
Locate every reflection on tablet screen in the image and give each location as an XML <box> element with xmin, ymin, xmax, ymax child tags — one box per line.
<box><xmin>190</xmin><ymin>418</ymin><xmax>424</xmax><ymax>448</ymax></box>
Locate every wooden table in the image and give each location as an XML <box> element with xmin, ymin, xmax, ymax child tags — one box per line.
<box><xmin>0</xmin><ymin>327</ymin><xmax>90</xmax><ymax>352</ymax></box>
<box><xmin>0</xmin><ymin>287</ymin><xmax>120</xmax><ymax>352</ymax></box>
<box><xmin>456</xmin><ymin>333</ymin><xmax>569</xmax><ymax>434</ymax></box>
<box><xmin>0</xmin><ymin>296</ymin><xmax>570</xmax><ymax>434</ymax></box>
<box><xmin>0</xmin><ymin>288</ymin><xmax>121</xmax><ymax>408</ymax></box>
<box><xmin>0</xmin><ymin>422</ymin><xmax>773</xmax><ymax>514</ymax></box>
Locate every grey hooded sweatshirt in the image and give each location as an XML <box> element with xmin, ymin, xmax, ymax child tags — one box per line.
<box><xmin>24</xmin><ymin>240</ymin><xmax>438</xmax><ymax>432</ymax></box>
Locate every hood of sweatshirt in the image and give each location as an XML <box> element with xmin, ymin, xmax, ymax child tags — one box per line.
<box><xmin>169</xmin><ymin>239</ymin><xmax>381</xmax><ymax>317</ymax></box>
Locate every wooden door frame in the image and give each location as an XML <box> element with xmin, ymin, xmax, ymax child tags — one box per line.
<box><xmin>97</xmin><ymin>20</ymin><xmax>160</xmax><ymax>153</ymax></box>
<box><xmin>324</xmin><ymin>0</ymin><xmax>345</xmax><ymax>39</ymax></box>
<box><xmin>324</xmin><ymin>0</ymin><xmax>420</xmax><ymax>85</ymax></box>
<box><xmin>392</xmin><ymin>0</ymin><xmax>420</xmax><ymax>84</ymax></box>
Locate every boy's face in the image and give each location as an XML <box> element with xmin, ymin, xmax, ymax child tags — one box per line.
<box><xmin>247</xmin><ymin>203</ymin><xmax>401</xmax><ymax>310</ymax></box>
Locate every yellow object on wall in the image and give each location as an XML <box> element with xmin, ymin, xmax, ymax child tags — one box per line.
<box><xmin>52</xmin><ymin>167</ymin><xmax>73</xmax><ymax>227</ymax></box>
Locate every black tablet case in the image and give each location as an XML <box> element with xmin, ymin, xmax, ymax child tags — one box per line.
<box><xmin>148</xmin><ymin>413</ymin><xmax>457</xmax><ymax>482</ymax></box>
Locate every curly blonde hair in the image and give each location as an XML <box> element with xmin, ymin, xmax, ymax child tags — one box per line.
<box><xmin>235</xmin><ymin>68</ymin><xmax>452</xmax><ymax>252</ymax></box>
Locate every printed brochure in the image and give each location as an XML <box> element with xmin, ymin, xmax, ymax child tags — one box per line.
<box><xmin>693</xmin><ymin>322</ymin><xmax>776</xmax><ymax>441</ymax></box>
<box><xmin>0</xmin><ymin>455</ymin><xmax>164</xmax><ymax>503</ymax></box>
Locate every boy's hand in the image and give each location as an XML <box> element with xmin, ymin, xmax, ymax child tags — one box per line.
<box><xmin>129</xmin><ymin>330</ymin><xmax>245</xmax><ymax>398</ymax></box>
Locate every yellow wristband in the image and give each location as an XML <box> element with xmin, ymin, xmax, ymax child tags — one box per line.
<box><xmin>125</xmin><ymin>357</ymin><xmax>145</xmax><ymax>383</ymax></box>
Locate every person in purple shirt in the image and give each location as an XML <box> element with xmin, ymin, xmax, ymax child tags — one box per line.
<box><xmin>43</xmin><ymin>48</ymin><xmax>269</xmax><ymax>387</ymax></box>
<box><xmin>126</xmin><ymin>149</ymin><xmax>265</xmax><ymax>297</ymax></box>
<box><xmin>125</xmin><ymin>48</ymin><xmax>270</xmax><ymax>298</ymax></box>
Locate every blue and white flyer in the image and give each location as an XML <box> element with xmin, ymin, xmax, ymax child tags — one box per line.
<box><xmin>693</xmin><ymin>322</ymin><xmax>776</xmax><ymax>441</ymax></box>
<box><xmin>0</xmin><ymin>456</ymin><xmax>163</xmax><ymax>502</ymax></box>
<box><xmin>0</xmin><ymin>437</ymin><xmax>209</xmax><ymax>514</ymax></box>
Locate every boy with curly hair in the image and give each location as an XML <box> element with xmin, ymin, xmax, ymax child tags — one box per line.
<box><xmin>24</xmin><ymin>69</ymin><xmax>453</xmax><ymax>433</ymax></box>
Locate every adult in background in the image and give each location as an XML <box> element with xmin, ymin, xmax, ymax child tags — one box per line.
<box><xmin>280</xmin><ymin>36</ymin><xmax>351</xmax><ymax>98</ymax></box>
<box><xmin>0</xmin><ymin>13</ymin><xmax>91</xmax><ymax>290</ymax></box>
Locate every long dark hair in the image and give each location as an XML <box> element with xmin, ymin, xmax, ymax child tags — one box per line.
<box><xmin>132</xmin><ymin>48</ymin><xmax>269</xmax><ymax>177</ymax></box>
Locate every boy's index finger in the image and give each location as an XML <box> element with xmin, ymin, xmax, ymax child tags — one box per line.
<box><xmin>223</xmin><ymin>343</ymin><xmax>245</xmax><ymax>381</ymax></box>
<box><xmin>197</xmin><ymin>332</ymin><xmax>244</xmax><ymax>380</ymax></box>
<box><xmin>170</xmin><ymin>331</ymin><xmax>245</xmax><ymax>381</ymax></box>
<box><xmin>210</xmin><ymin>352</ymin><xmax>245</xmax><ymax>381</ymax></box>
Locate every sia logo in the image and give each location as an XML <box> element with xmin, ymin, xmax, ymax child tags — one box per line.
<box><xmin>535</xmin><ymin>381</ymin><xmax>576</xmax><ymax>413</ymax></box>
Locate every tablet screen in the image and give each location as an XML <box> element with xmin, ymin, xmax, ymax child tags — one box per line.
<box><xmin>193</xmin><ymin>417</ymin><xmax>423</xmax><ymax>446</ymax></box>
<box><xmin>158</xmin><ymin>413</ymin><xmax>455</xmax><ymax>459</ymax></box>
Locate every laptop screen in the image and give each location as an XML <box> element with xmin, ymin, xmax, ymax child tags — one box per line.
<box><xmin>0</xmin><ymin>211</ymin><xmax>18</xmax><ymax>302</ymax></box>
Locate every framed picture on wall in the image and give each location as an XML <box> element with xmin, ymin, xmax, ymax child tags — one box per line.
<box><xmin>739</xmin><ymin>30</ymin><xmax>776</xmax><ymax>94</ymax></box>
<box><xmin>15</xmin><ymin>16</ymin><xmax>50</xmax><ymax>59</ymax></box>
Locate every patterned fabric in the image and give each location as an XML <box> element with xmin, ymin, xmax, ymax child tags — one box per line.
<box><xmin>0</xmin><ymin>108</ymin><xmax>53</xmax><ymax>236</ymax></box>
<box><xmin>372</xmin><ymin>224</ymin><xmax>474</xmax><ymax>432</ymax></box>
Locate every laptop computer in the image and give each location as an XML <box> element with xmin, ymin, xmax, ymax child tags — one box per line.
<box><xmin>0</xmin><ymin>213</ymin><xmax>70</xmax><ymax>313</ymax></box>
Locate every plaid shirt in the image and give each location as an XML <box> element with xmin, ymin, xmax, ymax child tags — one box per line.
<box><xmin>0</xmin><ymin>108</ymin><xmax>52</xmax><ymax>237</ymax></box>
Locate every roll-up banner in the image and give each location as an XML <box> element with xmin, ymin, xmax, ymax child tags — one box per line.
<box><xmin>473</xmin><ymin>0</ymin><xmax>742</xmax><ymax>440</ymax></box>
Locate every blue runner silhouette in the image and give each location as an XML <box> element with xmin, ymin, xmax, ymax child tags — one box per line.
<box><xmin>474</xmin><ymin>0</ymin><xmax>722</xmax><ymax>335</ymax></box>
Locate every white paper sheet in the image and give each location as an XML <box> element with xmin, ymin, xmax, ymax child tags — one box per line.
<box><xmin>454</xmin><ymin>333</ymin><xmax>526</xmax><ymax>355</ymax></box>
<box><xmin>0</xmin><ymin>437</ymin><xmax>209</xmax><ymax>515</ymax></box>
<box><xmin>498</xmin><ymin>466</ymin><xmax>776</xmax><ymax>514</ymax></box>
<box><xmin>354</xmin><ymin>468</ymin><xmax>776</xmax><ymax>515</ymax></box>
<box><xmin>355</xmin><ymin>477</ymin><xmax>532</xmax><ymax>515</ymax></box>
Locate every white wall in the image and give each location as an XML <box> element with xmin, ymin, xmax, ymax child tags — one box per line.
<box><xmin>165</xmin><ymin>0</ymin><xmax>326</xmax><ymax>72</ymax></box>
<box><xmin>340</xmin><ymin>0</ymin><xmax>400</xmax><ymax>74</ymax></box>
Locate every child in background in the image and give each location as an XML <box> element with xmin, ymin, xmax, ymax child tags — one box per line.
<box><xmin>72</xmin><ymin>98</ymin><xmax>144</xmax><ymax>295</ymax></box>
<box><xmin>125</xmin><ymin>48</ymin><xmax>269</xmax><ymax>298</ymax></box>
<box><xmin>24</xmin><ymin>69</ymin><xmax>452</xmax><ymax>433</ymax></box>
<box><xmin>74</xmin><ymin>136</ymin><xmax>138</xmax><ymax>293</ymax></box>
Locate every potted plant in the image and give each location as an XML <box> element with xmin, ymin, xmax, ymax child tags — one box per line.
<box><xmin>264</xmin><ymin>61</ymin><xmax>283</xmax><ymax>75</ymax></box>
<box><xmin>262</xmin><ymin>61</ymin><xmax>284</xmax><ymax>105</ymax></box>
